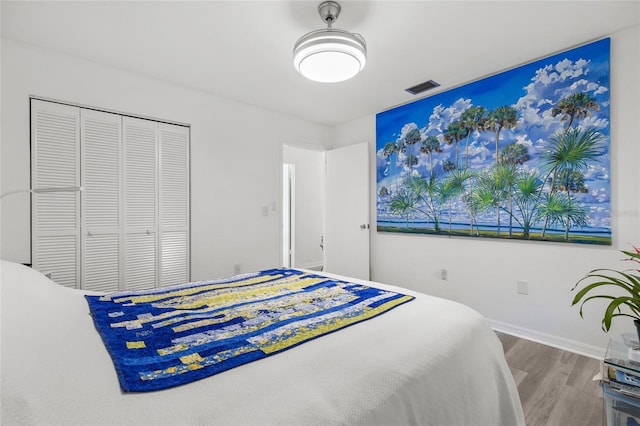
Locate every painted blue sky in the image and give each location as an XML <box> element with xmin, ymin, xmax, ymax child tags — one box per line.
<box><xmin>376</xmin><ymin>38</ymin><xmax>611</xmax><ymax>231</ymax></box>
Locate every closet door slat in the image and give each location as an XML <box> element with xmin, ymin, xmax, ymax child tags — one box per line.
<box><xmin>126</xmin><ymin>232</ymin><xmax>157</xmax><ymax>291</ymax></box>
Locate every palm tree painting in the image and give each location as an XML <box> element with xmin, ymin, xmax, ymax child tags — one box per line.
<box><xmin>375</xmin><ymin>38</ymin><xmax>611</xmax><ymax>245</ymax></box>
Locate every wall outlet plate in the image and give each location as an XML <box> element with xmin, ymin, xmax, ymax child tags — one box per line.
<box><xmin>517</xmin><ymin>280</ymin><xmax>529</xmax><ymax>295</ymax></box>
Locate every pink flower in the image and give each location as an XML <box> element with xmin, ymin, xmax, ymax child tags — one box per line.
<box><xmin>625</xmin><ymin>244</ymin><xmax>640</xmax><ymax>271</ymax></box>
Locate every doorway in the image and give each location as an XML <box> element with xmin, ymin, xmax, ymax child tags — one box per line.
<box><xmin>281</xmin><ymin>145</ymin><xmax>325</xmax><ymax>270</ymax></box>
<box><xmin>281</xmin><ymin>142</ymin><xmax>370</xmax><ymax>278</ymax></box>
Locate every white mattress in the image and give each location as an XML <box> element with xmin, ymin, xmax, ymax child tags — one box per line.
<box><xmin>1</xmin><ymin>260</ymin><xmax>524</xmax><ymax>425</ymax></box>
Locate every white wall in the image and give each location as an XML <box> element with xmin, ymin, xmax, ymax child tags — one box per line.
<box><xmin>335</xmin><ymin>26</ymin><xmax>640</xmax><ymax>358</ymax></box>
<box><xmin>0</xmin><ymin>39</ymin><xmax>334</xmax><ymax>279</ymax></box>
<box><xmin>282</xmin><ymin>146</ymin><xmax>325</xmax><ymax>269</ymax></box>
<box><xmin>2</xmin><ymin>26</ymin><xmax>638</xmax><ymax>359</ymax></box>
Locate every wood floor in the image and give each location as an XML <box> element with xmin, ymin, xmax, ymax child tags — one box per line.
<box><xmin>497</xmin><ymin>332</ymin><xmax>604</xmax><ymax>426</ymax></box>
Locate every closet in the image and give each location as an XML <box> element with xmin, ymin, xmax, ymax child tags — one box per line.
<box><xmin>31</xmin><ymin>99</ymin><xmax>190</xmax><ymax>291</ymax></box>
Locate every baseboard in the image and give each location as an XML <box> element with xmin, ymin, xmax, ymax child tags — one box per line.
<box><xmin>488</xmin><ymin>319</ymin><xmax>606</xmax><ymax>360</ymax></box>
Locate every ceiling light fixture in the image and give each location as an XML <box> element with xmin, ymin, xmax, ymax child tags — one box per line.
<box><xmin>293</xmin><ymin>1</ymin><xmax>366</xmax><ymax>83</ymax></box>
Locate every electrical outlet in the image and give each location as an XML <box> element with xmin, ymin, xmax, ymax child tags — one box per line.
<box><xmin>440</xmin><ymin>269</ymin><xmax>448</xmax><ymax>281</ymax></box>
<box><xmin>517</xmin><ymin>280</ymin><xmax>529</xmax><ymax>295</ymax></box>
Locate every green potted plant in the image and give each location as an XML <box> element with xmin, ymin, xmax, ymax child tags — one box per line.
<box><xmin>572</xmin><ymin>245</ymin><xmax>640</xmax><ymax>340</ymax></box>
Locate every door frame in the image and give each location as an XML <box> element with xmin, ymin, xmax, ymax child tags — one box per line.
<box><xmin>280</xmin><ymin>143</ymin><xmax>326</xmax><ymax>269</ymax></box>
<box><xmin>282</xmin><ymin>162</ymin><xmax>295</xmax><ymax>267</ymax></box>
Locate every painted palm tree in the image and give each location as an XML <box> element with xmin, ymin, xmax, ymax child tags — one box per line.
<box><xmin>404</xmin><ymin>175</ymin><xmax>445</xmax><ymax>232</ymax></box>
<box><xmin>539</xmin><ymin>192</ymin><xmax>589</xmax><ymax>241</ymax></box>
<box><xmin>486</xmin><ymin>106</ymin><xmax>518</xmax><ymax>165</ymax></box>
<box><xmin>472</xmin><ymin>165</ymin><xmax>515</xmax><ymax>236</ymax></box>
<box><xmin>459</xmin><ymin>106</ymin><xmax>487</xmax><ymax>168</ymax></box>
<box><xmin>443</xmin><ymin>169</ymin><xmax>478</xmax><ymax>235</ymax></box>
<box><xmin>382</xmin><ymin>141</ymin><xmax>398</xmax><ymax>193</ymax></box>
<box><xmin>395</xmin><ymin>139</ymin><xmax>406</xmax><ymax>184</ymax></box>
<box><xmin>423</xmin><ymin>176</ymin><xmax>446</xmax><ymax>232</ymax></box>
<box><xmin>443</xmin><ymin>120</ymin><xmax>468</xmax><ymax>169</ymax></box>
<box><xmin>442</xmin><ymin>159</ymin><xmax>457</xmax><ymax>173</ymax></box>
<box><xmin>556</xmin><ymin>169</ymin><xmax>590</xmax><ymax>238</ymax></box>
<box><xmin>439</xmin><ymin>177</ymin><xmax>459</xmax><ymax>233</ymax></box>
<box><xmin>470</xmin><ymin>172</ymin><xmax>503</xmax><ymax>236</ymax></box>
<box><xmin>404</xmin><ymin>153</ymin><xmax>419</xmax><ymax>170</ymax></box>
<box><xmin>551</xmin><ymin>92</ymin><xmax>600</xmax><ymax>130</ymax></box>
<box><xmin>389</xmin><ymin>187</ymin><xmax>418</xmax><ymax>228</ymax></box>
<box><xmin>378</xmin><ymin>186</ymin><xmax>391</xmax><ymax>220</ymax></box>
<box><xmin>499</xmin><ymin>142</ymin><xmax>530</xmax><ymax>166</ymax></box>
<box><xmin>419</xmin><ymin>135</ymin><xmax>442</xmax><ymax>179</ymax></box>
<box><xmin>403</xmin><ymin>128</ymin><xmax>422</xmax><ymax>173</ymax></box>
<box><xmin>539</xmin><ymin>127</ymin><xmax>603</xmax><ymax>237</ymax></box>
<box><xmin>543</xmin><ymin>127</ymin><xmax>600</xmax><ymax>206</ymax></box>
<box><xmin>556</xmin><ymin>169</ymin><xmax>589</xmax><ymax>194</ymax></box>
<box><xmin>382</xmin><ymin>141</ymin><xmax>397</xmax><ymax>167</ymax></box>
<box><xmin>562</xmin><ymin>200</ymin><xmax>589</xmax><ymax>241</ymax></box>
<box><xmin>401</xmin><ymin>176</ymin><xmax>423</xmax><ymax>228</ymax></box>
<box><xmin>499</xmin><ymin>143</ymin><xmax>530</xmax><ymax>235</ymax></box>
<box><xmin>538</xmin><ymin>192</ymin><xmax>567</xmax><ymax>237</ymax></box>
<box><xmin>404</xmin><ymin>127</ymin><xmax>422</xmax><ymax>147</ymax></box>
<box><xmin>403</xmin><ymin>175</ymin><xmax>427</xmax><ymax>230</ymax></box>
<box><xmin>510</xmin><ymin>170</ymin><xmax>544</xmax><ymax>239</ymax></box>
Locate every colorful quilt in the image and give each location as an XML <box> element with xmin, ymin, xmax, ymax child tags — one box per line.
<box><xmin>85</xmin><ymin>268</ymin><xmax>414</xmax><ymax>392</ymax></box>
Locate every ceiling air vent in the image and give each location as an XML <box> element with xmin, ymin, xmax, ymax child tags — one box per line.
<box><xmin>405</xmin><ymin>80</ymin><xmax>440</xmax><ymax>95</ymax></box>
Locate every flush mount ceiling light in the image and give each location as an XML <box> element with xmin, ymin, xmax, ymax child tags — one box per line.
<box><xmin>293</xmin><ymin>1</ymin><xmax>366</xmax><ymax>83</ymax></box>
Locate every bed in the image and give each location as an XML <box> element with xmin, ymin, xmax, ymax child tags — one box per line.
<box><xmin>1</xmin><ymin>260</ymin><xmax>524</xmax><ymax>425</ymax></box>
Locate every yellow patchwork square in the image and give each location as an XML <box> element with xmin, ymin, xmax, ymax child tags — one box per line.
<box><xmin>180</xmin><ymin>353</ymin><xmax>204</xmax><ymax>365</ymax></box>
<box><xmin>126</xmin><ymin>341</ymin><xmax>146</xmax><ymax>349</ymax></box>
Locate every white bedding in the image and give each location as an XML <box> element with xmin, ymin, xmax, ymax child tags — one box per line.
<box><xmin>1</xmin><ymin>260</ymin><xmax>524</xmax><ymax>425</ymax></box>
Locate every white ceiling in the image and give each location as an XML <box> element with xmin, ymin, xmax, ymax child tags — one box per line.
<box><xmin>2</xmin><ymin>1</ymin><xmax>638</xmax><ymax>126</ymax></box>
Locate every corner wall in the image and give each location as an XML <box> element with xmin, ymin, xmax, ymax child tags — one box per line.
<box><xmin>335</xmin><ymin>26</ymin><xmax>640</xmax><ymax>358</ymax></box>
<box><xmin>0</xmin><ymin>39</ymin><xmax>334</xmax><ymax>280</ymax></box>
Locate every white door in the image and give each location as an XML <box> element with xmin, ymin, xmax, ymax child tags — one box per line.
<box><xmin>158</xmin><ymin>122</ymin><xmax>190</xmax><ymax>287</ymax></box>
<box><xmin>81</xmin><ymin>109</ymin><xmax>122</xmax><ymax>292</ymax></box>
<box><xmin>31</xmin><ymin>100</ymin><xmax>81</xmax><ymax>288</ymax></box>
<box><xmin>123</xmin><ymin>117</ymin><xmax>158</xmax><ymax>290</ymax></box>
<box><xmin>324</xmin><ymin>142</ymin><xmax>370</xmax><ymax>280</ymax></box>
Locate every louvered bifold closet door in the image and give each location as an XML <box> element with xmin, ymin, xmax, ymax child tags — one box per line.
<box><xmin>81</xmin><ymin>109</ymin><xmax>122</xmax><ymax>292</ymax></box>
<box><xmin>123</xmin><ymin>117</ymin><xmax>158</xmax><ymax>290</ymax></box>
<box><xmin>159</xmin><ymin>123</ymin><xmax>190</xmax><ymax>286</ymax></box>
<box><xmin>31</xmin><ymin>100</ymin><xmax>81</xmax><ymax>288</ymax></box>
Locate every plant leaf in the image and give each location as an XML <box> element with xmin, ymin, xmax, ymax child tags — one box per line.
<box><xmin>572</xmin><ymin>277</ymin><xmax>634</xmax><ymax>305</ymax></box>
<box><xmin>576</xmin><ymin>294</ymin><xmax>617</xmax><ymax>318</ymax></box>
<box><xmin>603</xmin><ymin>296</ymin><xmax>635</xmax><ymax>331</ymax></box>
